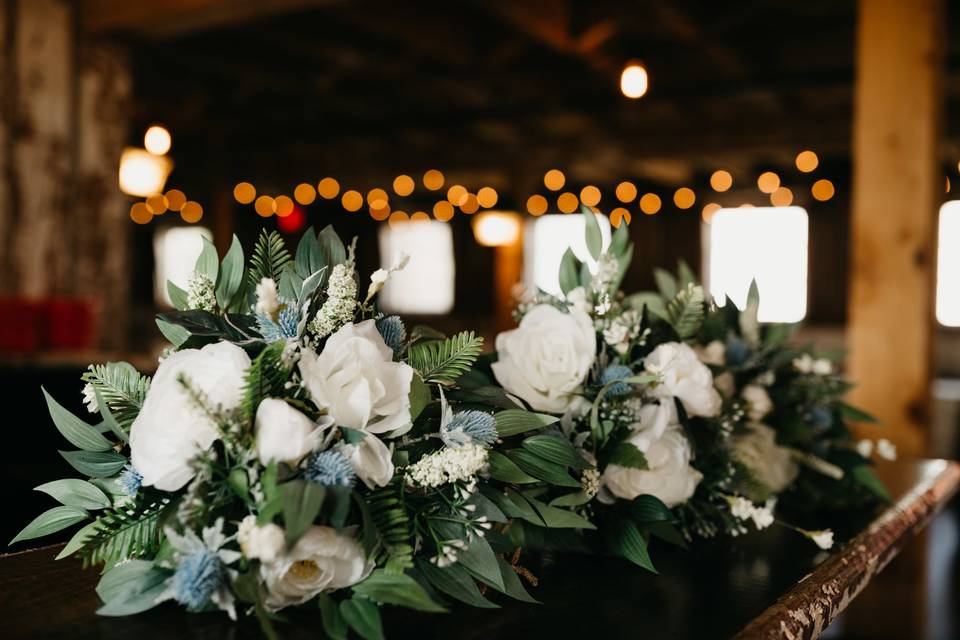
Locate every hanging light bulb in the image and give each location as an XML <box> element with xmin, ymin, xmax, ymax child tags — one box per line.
<box><xmin>620</xmin><ymin>61</ymin><xmax>649</xmax><ymax>99</ymax></box>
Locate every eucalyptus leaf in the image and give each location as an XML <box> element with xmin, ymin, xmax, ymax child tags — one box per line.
<box><xmin>156</xmin><ymin>317</ymin><xmax>190</xmax><ymax>347</ymax></box>
<box><xmin>493</xmin><ymin>410</ymin><xmax>558</xmax><ymax>437</ymax></box>
<box><xmin>35</xmin><ymin>479</ymin><xmax>110</xmax><ymax>510</ymax></box>
<box><xmin>10</xmin><ymin>506</ymin><xmax>88</xmax><ymax>544</ymax></box>
<box><xmin>582</xmin><ymin>207</ymin><xmax>602</xmax><ymax>261</ymax></box>
<box><xmin>653</xmin><ymin>268</ymin><xmax>678</xmax><ymax>299</ymax></box>
<box><xmin>282</xmin><ymin>480</ymin><xmax>326</xmax><ymax>545</ymax></box>
<box><xmin>59</xmin><ymin>450</ymin><xmax>127</xmax><ymax>478</ymax></box>
<box><xmin>408</xmin><ymin>374</ymin><xmax>432</xmax><ymax>422</ymax></box>
<box><xmin>194</xmin><ymin>237</ymin><xmax>219</xmax><ymax>282</ymax></box>
<box><xmin>96</xmin><ymin>560</ymin><xmax>169</xmax><ymax>616</ymax></box>
<box><xmin>166</xmin><ymin>281</ymin><xmax>189</xmax><ymax>310</ymax></box>
<box><xmin>558</xmin><ymin>247</ymin><xmax>580</xmax><ymax>296</ymax></box>
<box><xmin>215</xmin><ymin>235</ymin><xmax>244</xmax><ymax>309</ymax></box>
<box><xmin>42</xmin><ymin>388</ymin><xmax>113</xmax><ymax>452</ymax></box>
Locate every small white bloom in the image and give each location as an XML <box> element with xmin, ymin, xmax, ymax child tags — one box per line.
<box><xmin>255</xmin><ymin>399</ymin><xmax>330</xmax><ymax>466</ymax></box>
<box><xmin>812</xmin><ymin>358</ymin><xmax>834</xmax><ymax>376</ymax></box>
<box><xmin>405</xmin><ymin>443</ymin><xmax>488</xmax><ymax>488</ymax></box>
<box><xmin>750</xmin><ymin>501</ymin><xmax>775</xmax><ymax>530</ymax></box>
<box><xmin>697</xmin><ymin>340</ymin><xmax>726</xmax><ymax>366</ymax></box>
<box><xmin>187</xmin><ymin>271</ymin><xmax>217</xmax><ymax>312</ymax></box>
<box><xmin>793</xmin><ymin>354</ymin><xmax>814</xmax><ymax>374</ymax></box>
<box><xmin>729</xmin><ymin>496</ymin><xmax>755</xmax><ymax>521</ymax></box>
<box><xmin>237</xmin><ymin>515</ymin><xmax>285</xmax><ymax>563</ymax></box>
<box><xmin>255</xmin><ymin>278</ymin><xmax>280</xmax><ymax>317</ymax></box>
<box><xmin>741</xmin><ymin>384</ymin><xmax>773</xmax><ymax>422</ymax></box>
<box><xmin>339</xmin><ymin>433</ymin><xmax>395</xmax><ymax>489</ymax></box>
<box><xmin>565</xmin><ymin>287</ymin><xmax>593</xmax><ymax>315</ymax></box>
<box><xmin>644</xmin><ymin>342</ymin><xmax>722</xmax><ymax>418</ymax></box>
<box><xmin>855</xmin><ymin>439</ymin><xmax>873</xmax><ymax>458</ymax></box>
<box><xmin>601</xmin><ymin>426</ymin><xmax>701</xmax><ymax>507</ymax></box>
<box><xmin>731</xmin><ymin>423</ymin><xmax>799</xmax><ymax>493</ymax></box>
<box><xmin>809</xmin><ymin>529</ymin><xmax>834</xmax><ymax>550</ymax></box>
<box><xmin>81</xmin><ymin>383</ymin><xmax>99</xmax><ymax>414</ymax></box>
<box><xmin>625</xmin><ymin>399</ymin><xmax>676</xmax><ymax>453</ymax></box>
<box><xmin>309</xmin><ymin>261</ymin><xmax>358</xmax><ymax>338</ymax></box>
<box><xmin>876</xmin><ymin>438</ymin><xmax>898</xmax><ymax>461</ymax></box>
<box><xmin>370</xmin><ymin>268</ymin><xmax>390</xmax><ymax>285</ymax></box>
<box><xmin>756</xmin><ymin>370</ymin><xmax>775</xmax><ymax>386</ymax></box>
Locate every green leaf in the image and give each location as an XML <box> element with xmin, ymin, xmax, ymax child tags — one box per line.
<box><xmin>318</xmin><ymin>225</ymin><xmax>347</xmax><ymax>266</ymax></box>
<box><xmin>79</xmin><ymin>495</ymin><xmax>169</xmax><ymax>566</ymax></box>
<box><xmin>340</xmin><ymin>597</ymin><xmax>384</xmax><ymax>640</ymax></box>
<box><xmin>677</xmin><ymin>259</ymin><xmax>698</xmax><ymax>287</ymax></box>
<box><xmin>408</xmin><ymin>374</ymin><xmax>431</xmax><ymax>422</ymax></box>
<box><xmin>35</xmin><ymin>479</ymin><xmax>110</xmax><ymax>510</ymax></box>
<box><xmin>558</xmin><ymin>247</ymin><xmax>580</xmax><ymax>296</ymax></box>
<box><xmin>665</xmin><ymin>283</ymin><xmax>705</xmax><ymax>340</ymax></box>
<box><xmin>609</xmin><ymin>219</ymin><xmax>630</xmax><ymax>257</ymax></box>
<box><xmin>10</xmin><ymin>506</ymin><xmax>88</xmax><ymax>544</ymax></box>
<box><xmin>521</xmin><ymin>435</ymin><xmax>592</xmax><ymax>469</ymax></box>
<box><xmin>488</xmin><ymin>451</ymin><xmax>539</xmax><ymax>484</ymax></box>
<box><xmin>505</xmin><ymin>489</ymin><xmax>595</xmax><ymax>529</ymax></box>
<box><xmin>624</xmin><ymin>291</ymin><xmax>667</xmax><ymax>318</ymax></box>
<box><xmin>549</xmin><ymin>490</ymin><xmax>592</xmax><ymax>507</ymax></box>
<box><xmin>95</xmin><ymin>560</ymin><xmax>168</xmax><ymax>616</ymax></box>
<box><xmin>630</xmin><ymin>495</ymin><xmax>674</xmax><ymax>522</ymax></box>
<box><xmin>282</xmin><ymin>480</ymin><xmax>326</xmax><ymax>545</ymax></box>
<box><xmin>606</xmin><ymin>517</ymin><xmax>657</xmax><ymax>573</ymax></box>
<box><xmin>95</xmin><ymin>390</ymin><xmax>128</xmax><ymax>444</ymax></box>
<box><xmin>249</xmin><ymin>229</ymin><xmax>292</xmax><ymax>284</ymax></box>
<box><xmin>417</xmin><ymin>560</ymin><xmax>498</xmax><ymax>608</ymax></box>
<box><xmin>56</xmin><ymin>521</ymin><xmax>99</xmax><ymax>559</ymax></box>
<box><xmin>505</xmin><ymin>450</ymin><xmax>580</xmax><ymax>488</ymax></box>
<box><xmin>407</xmin><ymin>331</ymin><xmax>483</xmax><ymax>385</ymax></box>
<box><xmin>318</xmin><ymin>593</ymin><xmax>349</xmax><ymax>640</ymax></box>
<box><xmin>607</xmin><ymin>442</ymin><xmax>649</xmax><ymax>470</ymax></box>
<box><xmin>852</xmin><ymin>465</ymin><xmax>892</xmax><ymax>503</ymax></box>
<box><xmin>582</xmin><ymin>207</ymin><xmax>602</xmax><ymax>261</ymax></box>
<box><xmin>215</xmin><ymin>235</ymin><xmax>244</xmax><ymax>309</ymax></box>
<box><xmin>352</xmin><ymin>569</ymin><xmax>446</xmax><ymax>612</ymax></box>
<box><xmin>59</xmin><ymin>450</ymin><xmax>127</xmax><ymax>478</ymax></box>
<box><xmin>194</xmin><ymin>236</ymin><xmax>219</xmax><ymax>282</ymax></box>
<box><xmin>494</xmin><ymin>556</ymin><xmax>540</xmax><ymax>603</ymax></box>
<box><xmin>295</xmin><ymin>227</ymin><xmax>326</xmax><ymax>279</ymax></box>
<box><xmin>81</xmin><ymin>362</ymin><xmax>149</xmax><ymax>433</ymax></box>
<box><xmin>278</xmin><ymin>264</ymin><xmax>303</xmax><ymax>301</ymax></box>
<box><xmin>642</xmin><ymin>521</ymin><xmax>687</xmax><ymax>549</ymax></box>
<box><xmin>167</xmin><ymin>281</ymin><xmax>189</xmax><ymax>310</ymax></box>
<box><xmin>654</xmin><ymin>268</ymin><xmax>678</xmax><ymax>299</ymax></box>
<box><xmin>839</xmin><ymin>402</ymin><xmax>880</xmax><ymax>424</ymax></box>
<box><xmin>42</xmin><ymin>388</ymin><xmax>113</xmax><ymax>452</ymax></box>
<box><xmin>156</xmin><ymin>317</ymin><xmax>190</xmax><ymax>347</ymax></box>
<box><xmin>493</xmin><ymin>410</ymin><xmax>558</xmax><ymax>437</ymax></box>
<box><xmin>457</xmin><ymin>535</ymin><xmax>504</xmax><ymax>591</ymax></box>
<box><xmin>468</xmin><ymin>491</ymin><xmax>507</xmax><ymax>523</ymax></box>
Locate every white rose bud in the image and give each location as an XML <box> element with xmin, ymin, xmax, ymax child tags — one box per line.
<box><xmin>601</xmin><ymin>426</ymin><xmax>702</xmax><ymax>507</ymax></box>
<box><xmin>340</xmin><ymin>434</ymin><xmax>395</xmax><ymax>489</ymax></box>
<box><xmin>237</xmin><ymin>515</ymin><xmax>285</xmax><ymax>563</ymax></box>
<box><xmin>255</xmin><ymin>398</ymin><xmax>330</xmax><ymax>466</ymax></box>
<box><xmin>645</xmin><ymin>342</ymin><xmax>722</xmax><ymax>418</ymax></box>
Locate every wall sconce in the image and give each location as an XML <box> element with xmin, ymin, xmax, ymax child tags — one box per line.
<box><xmin>118</xmin><ymin>147</ymin><xmax>173</xmax><ymax>197</ymax></box>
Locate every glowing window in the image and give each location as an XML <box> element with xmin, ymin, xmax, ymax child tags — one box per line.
<box><xmin>378</xmin><ymin>221</ymin><xmax>455</xmax><ymax>314</ymax></box>
<box><xmin>524</xmin><ymin>213</ymin><xmax>612</xmax><ymax>296</ymax></box>
<box><xmin>937</xmin><ymin>201</ymin><xmax>960</xmax><ymax>326</ymax></box>
<box><xmin>153</xmin><ymin>226</ymin><xmax>213</xmax><ymax>307</ymax></box>
<box><xmin>705</xmin><ymin>206</ymin><xmax>808</xmax><ymax>322</ymax></box>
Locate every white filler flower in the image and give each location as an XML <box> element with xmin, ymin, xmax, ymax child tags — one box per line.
<box><xmin>601</xmin><ymin>426</ymin><xmax>702</xmax><ymax>507</ymax></box>
<box><xmin>492</xmin><ymin>304</ymin><xmax>596</xmax><ymax>413</ymax></box>
<box><xmin>237</xmin><ymin>515</ymin><xmax>285</xmax><ymax>563</ymax></box>
<box><xmin>731</xmin><ymin>423</ymin><xmax>799</xmax><ymax>493</ymax></box>
<box><xmin>130</xmin><ymin>342</ymin><xmax>250</xmax><ymax>492</ymax></box>
<box><xmin>644</xmin><ymin>342</ymin><xmax>722</xmax><ymax>418</ymax></box>
<box><xmin>299</xmin><ymin>319</ymin><xmax>414</xmax><ymax>436</ymax></box>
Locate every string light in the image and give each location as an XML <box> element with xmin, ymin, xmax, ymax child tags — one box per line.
<box><xmin>770</xmin><ymin>186</ymin><xmax>793</xmax><ymax>207</ymax></box>
<box><xmin>144</xmin><ymin>125</ymin><xmax>171</xmax><ymax>155</ymax></box>
<box><xmin>318</xmin><ymin>177</ymin><xmax>340</xmax><ymax>199</ymax></box>
<box><xmin>342</xmin><ymin>190</ymin><xmax>363</xmax><ymax>212</ymax></box>
<box><xmin>615</xmin><ymin>181</ymin><xmax>637</xmax><ymax>203</ymax></box>
<box><xmin>620</xmin><ymin>62</ymin><xmax>649</xmax><ymax>99</ymax></box>
<box><xmin>795</xmin><ymin>150</ymin><xmax>818</xmax><ymax>173</ymax></box>
<box><xmin>388</xmin><ymin>211</ymin><xmax>409</xmax><ymax>228</ymax></box>
<box><xmin>393</xmin><ymin>175</ymin><xmax>415</xmax><ymax>196</ymax></box>
<box><xmin>447</xmin><ymin>185</ymin><xmax>467</xmax><ymax>206</ymax></box>
<box><xmin>130</xmin><ymin>202</ymin><xmax>152</xmax><ymax>224</ymax></box>
<box><xmin>233</xmin><ymin>182</ymin><xmax>256</xmax><ymax>204</ymax></box>
<box><xmin>180</xmin><ymin>201</ymin><xmax>203</xmax><ymax>223</ymax></box>
<box><xmin>640</xmin><ymin>193</ymin><xmax>661</xmax><ymax>215</ymax></box>
<box><xmin>757</xmin><ymin>172</ymin><xmax>780</xmax><ymax>194</ymax></box>
<box><xmin>527</xmin><ymin>194</ymin><xmax>548</xmax><ymax>216</ymax></box>
<box><xmin>580</xmin><ymin>185</ymin><xmax>601</xmax><ymax>207</ymax></box>
<box><xmin>146</xmin><ymin>194</ymin><xmax>168</xmax><ymax>215</ymax></box>
<box><xmin>610</xmin><ymin>207</ymin><xmax>631</xmax><ymax>228</ymax></box>
<box><xmin>460</xmin><ymin>193</ymin><xmax>480</xmax><ymax>214</ymax></box>
<box><xmin>477</xmin><ymin>186</ymin><xmax>498</xmax><ymax>208</ymax></box>
<box><xmin>411</xmin><ymin>211</ymin><xmax>430</xmax><ymax>221</ymax></box>
<box><xmin>165</xmin><ymin>189</ymin><xmax>186</xmax><ymax>211</ymax></box>
<box><xmin>473</xmin><ymin>212</ymin><xmax>521</xmax><ymax>246</ymax></box>
<box><xmin>811</xmin><ymin>179</ymin><xmax>835</xmax><ymax>201</ymax></box>
<box><xmin>673</xmin><ymin>187</ymin><xmax>695</xmax><ymax>209</ymax></box>
<box><xmin>423</xmin><ymin>170</ymin><xmax>445</xmax><ymax>191</ymax></box>
<box><xmin>433</xmin><ymin>200</ymin><xmax>454</xmax><ymax>221</ymax></box>
<box><xmin>367</xmin><ymin>188</ymin><xmax>389</xmax><ymax>207</ymax></box>
<box><xmin>544</xmin><ymin>169</ymin><xmax>566</xmax><ymax>191</ymax></box>
<box><xmin>118</xmin><ymin>148</ymin><xmax>171</xmax><ymax>197</ymax></box>
<box><xmin>557</xmin><ymin>192</ymin><xmax>579</xmax><ymax>213</ymax></box>
<box><xmin>294</xmin><ymin>183</ymin><xmax>317</xmax><ymax>205</ymax></box>
<box><xmin>710</xmin><ymin>170</ymin><xmax>733</xmax><ymax>192</ymax></box>
<box><xmin>275</xmin><ymin>195</ymin><xmax>295</xmax><ymax>217</ymax></box>
<box><xmin>370</xmin><ymin>202</ymin><xmax>391</xmax><ymax>221</ymax></box>
<box><xmin>702</xmin><ymin>202</ymin><xmax>721</xmax><ymax>223</ymax></box>
<box><xmin>255</xmin><ymin>195</ymin><xmax>275</xmax><ymax>217</ymax></box>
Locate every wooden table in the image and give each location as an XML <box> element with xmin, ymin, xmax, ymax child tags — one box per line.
<box><xmin>2</xmin><ymin>460</ymin><xmax>957</xmax><ymax>639</ymax></box>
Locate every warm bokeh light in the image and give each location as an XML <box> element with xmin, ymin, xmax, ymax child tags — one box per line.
<box><xmin>673</xmin><ymin>187</ymin><xmax>695</xmax><ymax>209</ymax></box>
<box><xmin>130</xmin><ymin>202</ymin><xmax>152</xmax><ymax>225</ymax></box>
<box><xmin>379</xmin><ymin>222</ymin><xmax>455</xmax><ymax>314</ymax></box>
<box><xmin>118</xmin><ymin>147</ymin><xmax>172</xmax><ymax>197</ymax></box>
<box><xmin>702</xmin><ymin>202</ymin><xmax>721</xmax><ymax>223</ymax></box>
<box><xmin>757</xmin><ymin>171</ymin><xmax>781</xmax><ymax>194</ymax></box>
<box><xmin>937</xmin><ymin>202</ymin><xmax>960</xmax><ymax>326</ymax></box>
<box><xmin>146</xmin><ymin>194</ymin><xmax>168</xmax><ymax>215</ymax></box>
<box><xmin>447</xmin><ymin>184</ymin><xmax>467</xmax><ymax>206</ymax></box>
<box><xmin>640</xmin><ymin>193</ymin><xmax>661</xmax><ymax>215</ymax></box>
<box><xmin>527</xmin><ymin>213</ymin><xmax>611</xmax><ymax>295</ymax></box>
<box><xmin>318</xmin><ymin>177</ymin><xmax>340</xmax><ymax>199</ymax></box>
<box><xmin>275</xmin><ymin>195</ymin><xmax>295</xmax><ymax>217</ymax></box>
<box><xmin>423</xmin><ymin>169</ymin><xmax>445</xmax><ymax>191</ymax></box>
<box><xmin>294</xmin><ymin>183</ymin><xmax>317</xmax><ymax>205</ymax></box>
<box><xmin>460</xmin><ymin>193</ymin><xmax>480</xmax><ymax>214</ymax></box>
<box><xmin>527</xmin><ymin>194</ymin><xmax>548</xmax><ymax>216</ymax></box>
<box><xmin>388</xmin><ymin>211</ymin><xmax>409</xmax><ymax>228</ymax></box>
<box><xmin>710</xmin><ymin>170</ymin><xmax>733</xmax><ymax>192</ymax></box>
<box><xmin>948</xmin><ymin>177</ymin><xmax>952</xmax><ymax>194</ymax></box>
<box><xmin>557</xmin><ymin>192</ymin><xmax>579</xmax><ymax>213</ymax></box>
<box><xmin>367</xmin><ymin>188</ymin><xmax>389</xmax><ymax>207</ymax></box>
<box><xmin>620</xmin><ymin>62</ymin><xmax>649</xmax><ymax>99</ymax></box>
<box><xmin>342</xmin><ymin>190</ymin><xmax>363</xmax><ymax>212</ymax></box>
<box><xmin>180</xmin><ymin>201</ymin><xmax>203</xmax><ymax>223</ymax></box>
<box><xmin>233</xmin><ymin>182</ymin><xmax>256</xmax><ymax>204</ymax></box>
<box><xmin>811</xmin><ymin>179</ymin><xmax>835</xmax><ymax>201</ymax></box>
<box><xmin>370</xmin><ymin>202</ymin><xmax>391</xmax><ymax>221</ymax></box>
<box><xmin>165</xmin><ymin>189</ymin><xmax>186</xmax><ymax>211</ymax></box>
<box><xmin>580</xmin><ymin>185</ymin><xmax>601</xmax><ymax>207</ymax></box>
<box><xmin>473</xmin><ymin>211</ymin><xmax>521</xmax><ymax>246</ymax></box>
<box><xmin>770</xmin><ymin>186</ymin><xmax>793</xmax><ymax>207</ymax></box>
<box><xmin>615</xmin><ymin>181</ymin><xmax>637</xmax><ymax>203</ymax></box>
<box><xmin>795</xmin><ymin>150</ymin><xmax>818</xmax><ymax>173</ymax></box>
<box><xmin>393</xmin><ymin>175</ymin><xmax>415</xmax><ymax>196</ymax></box>
<box><xmin>255</xmin><ymin>195</ymin><xmax>275</xmax><ymax>217</ymax></box>
<box><xmin>544</xmin><ymin>169</ymin><xmax>566</xmax><ymax>191</ymax></box>
<box><xmin>610</xmin><ymin>207</ymin><xmax>631</xmax><ymax>228</ymax></box>
<box><xmin>477</xmin><ymin>186</ymin><xmax>498</xmax><ymax>208</ymax></box>
<box><xmin>433</xmin><ymin>200</ymin><xmax>454</xmax><ymax>221</ymax></box>
<box><xmin>411</xmin><ymin>211</ymin><xmax>430</xmax><ymax>221</ymax></box>
<box><xmin>277</xmin><ymin>206</ymin><xmax>306</xmax><ymax>233</ymax></box>
<box><xmin>143</xmin><ymin>125</ymin><xmax>171</xmax><ymax>155</ymax></box>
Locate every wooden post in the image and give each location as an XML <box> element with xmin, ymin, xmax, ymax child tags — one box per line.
<box><xmin>846</xmin><ymin>0</ymin><xmax>944</xmax><ymax>458</ymax></box>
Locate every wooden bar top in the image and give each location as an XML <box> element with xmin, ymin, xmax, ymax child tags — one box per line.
<box><xmin>1</xmin><ymin>459</ymin><xmax>957</xmax><ymax>639</ymax></box>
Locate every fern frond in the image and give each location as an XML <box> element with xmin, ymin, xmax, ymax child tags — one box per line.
<box><xmin>79</xmin><ymin>495</ymin><xmax>171</xmax><ymax>567</ymax></box>
<box><xmin>81</xmin><ymin>362</ymin><xmax>151</xmax><ymax>430</ymax></box>
<box><xmin>240</xmin><ymin>342</ymin><xmax>291</xmax><ymax>422</ymax></box>
<box><xmin>367</xmin><ymin>482</ymin><xmax>414</xmax><ymax>573</ymax></box>
<box><xmin>249</xmin><ymin>230</ymin><xmax>292</xmax><ymax>284</ymax></box>
<box><xmin>407</xmin><ymin>331</ymin><xmax>483</xmax><ymax>385</ymax></box>
<box><xmin>665</xmin><ymin>283</ymin><xmax>705</xmax><ymax>340</ymax></box>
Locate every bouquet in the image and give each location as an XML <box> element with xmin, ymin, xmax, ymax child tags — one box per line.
<box><xmin>11</xmin><ymin>226</ymin><xmax>597</xmax><ymax>638</ymax></box>
<box><xmin>489</xmin><ymin>209</ymin><xmax>891</xmax><ymax>569</ymax></box>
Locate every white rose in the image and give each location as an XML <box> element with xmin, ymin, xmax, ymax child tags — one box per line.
<box><xmin>731</xmin><ymin>423</ymin><xmax>799</xmax><ymax>493</ymax></box>
<box><xmin>339</xmin><ymin>433</ymin><xmax>395</xmax><ymax>489</ymax></box>
<box><xmin>255</xmin><ymin>399</ymin><xmax>331</xmax><ymax>466</ymax></box>
<box><xmin>237</xmin><ymin>515</ymin><xmax>285</xmax><ymax>563</ymax></box>
<box><xmin>492</xmin><ymin>304</ymin><xmax>596</xmax><ymax>413</ymax></box>
<box><xmin>741</xmin><ymin>384</ymin><xmax>773</xmax><ymax>422</ymax></box>
<box><xmin>260</xmin><ymin>526</ymin><xmax>371</xmax><ymax>611</ymax></box>
<box><xmin>255</xmin><ymin>277</ymin><xmax>280</xmax><ymax>317</ymax></box>
<box><xmin>696</xmin><ymin>340</ymin><xmax>726</xmax><ymax>366</ymax></box>
<box><xmin>299</xmin><ymin>320</ymin><xmax>414</xmax><ymax>436</ymax></box>
<box><xmin>130</xmin><ymin>341</ymin><xmax>250</xmax><ymax>491</ymax></box>
<box><xmin>644</xmin><ymin>342</ymin><xmax>722</xmax><ymax>418</ymax></box>
<box><xmin>601</xmin><ymin>426</ymin><xmax>701</xmax><ymax>507</ymax></box>
<box><xmin>812</xmin><ymin>358</ymin><xmax>833</xmax><ymax>376</ymax></box>
<box><xmin>626</xmin><ymin>399</ymin><xmax>676</xmax><ymax>453</ymax></box>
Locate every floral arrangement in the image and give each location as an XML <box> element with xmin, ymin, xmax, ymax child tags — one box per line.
<box><xmin>11</xmin><ymin>226</ymin><xmax>595</xmax><ymax>638</ymax></box>
<box><xmin>489</xmin><ymin>209</ymin><xmax>892</xmax><ymax>569</ymax></box>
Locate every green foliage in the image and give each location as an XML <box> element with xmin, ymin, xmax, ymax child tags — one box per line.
<box><xmin>81</xmin><ymin>362</ymin><xmax>150</xmax><ymax>432</ymax></box>
<box><xmin>582</xmin><ymin>207</ymin><xmax>602</xmax><ymax>260</ymax></box>
<box><xmin>340</xmin><ymin>597</ymin><xmax>384</xmax><ymax>640</ymax></box>
<box><xmin>249</xmin><ymin>230</ymin><xmax>293</xmax><ymax>285</ymax></box>
<box><xmin>407</xmin><ymin>331</ymin><xmax>483</xmax><ymax>385</ymax></box>
<box><xmin>366</xmin><ymin>481</ymin><xmax>415</xmax><ymax>572</ymax></box>
<box><xmin>215</xmin><ymin>235</ymin><xmax>245</xmax><ymax>310</ymax></box>
<box><xmin>665</xmin><ymin>283</ymin><xmax>705</xmax><ymax>340</ymax></box>
<box><xmin>417</xmin><ymin>559</ymin><xmax>498</xmax><ymax>608</ymax></box>
<box><xmin>606</xmin><ymin>442</ymin><xmax>649</xmax><ymax>470</ymax></box>
<box><xmin>79</xmin><ymin>495</ymin><xmax>171</xmax><ymax>566</ymax></box>
<box><xmin>43</xmin><ymin>388</ymin><xmax>113</xmax><ymax>452</ymax></box>
<box><xmin>240</xmin><ymin>342</ymin><xmax>291</xmax><ymax>422</ymax></box>
<box><xmin>60</xmin><ymin>450</ymin><xmax>127</xmax><ymax>478</ymax></box>
<box><xmin>95</xmin><ymin>560</ymin><xmax>169</xmax><ymax>616</ymax></box>
<box><xmin>521</xmin><ymin>435</ymin><xmax>592</xmax><ymax>469</ymax></box>
<box><xmin>10</xmin><ymin>506</ymin><xmax>89</xmax><ymax>545</ymax></box>
<box><xmin>35</xmin><ymin>479</ymin><xmax>111</xmax><ymax>510</ymax></box>
<box><xmin>558</xmin><ymin>247</ymin><xmax>581</xmax><ymax>296</ymax></box>
<box><xmin>282</xmin><ymin>480</ymin><xmax>326</xmax><ymax>546</ymax></box>
<box><xmin>487</xmin><ymin>451</ymin><xmax>539</xmax><ymax>484</ymax></box>
<box><xmin>493</xmin><ymin>410</ymin><xmax>558</xmax><ymax>437</ymax></box>
<box><xmin>351</xmin><ymin>569</ymin><xmax>445</xmax><ymax>612</ymax></box>
<box><xmin>195</xmin><ymin>237</ymin><xmax>219</xmax><ymax>282</ymax></box>
<box><xmin>605</xmin><ymin>517</ymin><xmax>657</xmax><ymax>573</ymax></box>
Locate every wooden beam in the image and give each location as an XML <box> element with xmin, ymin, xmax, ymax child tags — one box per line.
<box><xmin>846</xmin><ymin>0</ymin><xmax>945</xmax><ymax>457</ymax></box>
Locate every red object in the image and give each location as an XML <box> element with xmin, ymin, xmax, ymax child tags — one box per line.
<box><xmin>0</xmin><ymin>298</ymin><xmax>97</xmax><ymax>353</ymax></box>
<box><xmin>277</xmin><ymin>205</ymin><xmax>306</xmax><ymax>233</ymax></box>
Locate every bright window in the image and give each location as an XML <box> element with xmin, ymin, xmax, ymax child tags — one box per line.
<box><xmin>378</xmin><ymin>221</ymin><xmax>455</xmax><ymax>314</ymax></box>
<box><xmin>153</xmin><ymin>226</ymin><xmax>213</xmax><ymax>307</ymax></box>
<box><xmin>937</xmin><ymin>201</ymin><xmax>960</xmax><ymax>326</ymax></box>
<box><xmin>524</xmin><ymin>213</ymin><xmax>612</xmax><ymax>296</ymax></box>
<box><xmin>705</xmin><ymin>206</ymin><xmax>808</xmax><ymax>322</ymax></box>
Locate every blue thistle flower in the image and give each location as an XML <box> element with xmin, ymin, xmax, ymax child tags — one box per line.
<box><xmin>807</xmin><ymin>406</ymin><xmax>832</xmax><ymax>429</ymax></box>
<box><xmin>304</xmin><ymin>450</ymin><xmax>357</xmax><ymax>488</ymax></box>
<box><xmin>172</xmin><ymin>549</ymin><xmax>223</xmax><ymax>610</ymax></box>
<box><xmin>376</xmin><ymin>315</ymin><xmax>406</xmax><ymax>357</ymax></box>
<box><xmin>725</xmin><ymin>337</ymin><xmax>750</xmax><ymax>365</ymax></box>
<box><xmin>257</xmin><ymin>302</ymin><xmax>301</xmax><ymax>343</ymax></box>
<box><xmin>119</xmin><ymin>463</ymin><xmax>142</xmax><ymax>497</ymax></box>
<box><xmin>598</xmin><ymin>364</ymin><xmax>634</xmax><ymax>397</ymax></box>
<box><xmin>441</xmin><ymin>410</ymin><xmax>498</xmax><ymax>448</ymax></box>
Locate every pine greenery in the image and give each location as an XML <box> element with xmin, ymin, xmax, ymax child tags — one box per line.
<box><xmin>249</xmin><ymin>230</ymin><xmax>292</xmax><ymax>284</ymax></box>
<box><xmin>407</xmin><ymin>331</ymin><xmax>483</xmax><ymax>385</ymax></box>
<box><xmin>367</xmin><ymin>482</ymin><xmax>414</xmax><ymax>573</ymax></box>
<box><xmin>665</xmin><ymin>283</ymin><xmax>705</xmax><ymax>340</ymax></box>
<box><xmin>81</xmin><ymin>362</ymin><xmax>151</xmax><ymax>430</ymax></box>
<box><xmin>240</xmin><ymin>342</ymin><xmax>291</xmax><ymax>421</ymax></box>
<box><xmin>79</xmin><ymin>495</ymin><xmax>171</xmax><ymax>567</ymax></box>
